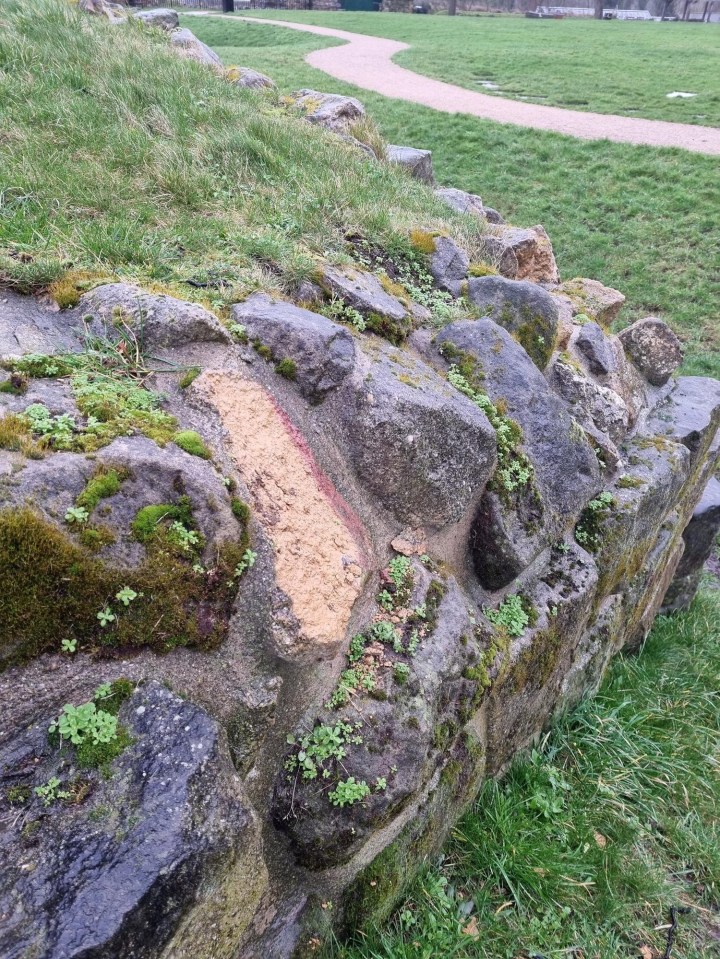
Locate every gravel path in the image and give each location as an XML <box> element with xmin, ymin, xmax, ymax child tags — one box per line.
<box><xmin>197</xmin><ymin>14</ymin><xmax>720</xmax><ymax>155</ymax></box>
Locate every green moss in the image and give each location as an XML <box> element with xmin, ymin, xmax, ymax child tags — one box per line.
<box><xmin>230</xmin><ymin>497</ymin><xmax>250</xmax><ymax>525</ymax></box>
<box><xmin>6</xmin><ymin>784</ymin><xmax>31</xmax><ymax>805</ymax></box>
<box><xmin>0</xmin><ymin>504</ymin><xmax>246</xmax><ymax>668</ymax></box>
<box><xmin>506</xmin><ymin>625</ymin><xmax>564</xmax><ymax>694</ymax></box>
<box><xmin>0</xmin><ymin>412</ymin><xmax>44</xmax><ymax>457</ymax></box>
<box><xmin>131</xmin><ymin>499</ymin><xmax>193</xmax><ymax>542</ymax></box>
<box><xmin>365</xmin><ymin>311</ymin><xmax>412</xmax><ymax>346</ymax></box>
<box><xmin>78</xmin><ymin>525</ymin><xmax>116</xmax><ymax>551</ymax></box>
<box><xmin>275</xmin><ymin>358</ymin><xmax>297</xmax><ymax>381</ymax></box>
<box><xmin>510</xmin><ymin>304</ymin><xmax>557</xmax><ymax>370</ymax></box>
<box><xmin>0</xmin><ymin>373</ymin><xmax>28</xmax><ymax>395</ymax></box>
<box><xmin>409</xmin><ymin>228</ymin><xmax>438</xmax><ymax>255</ymax></box>
<box><xmin>77</xmin><ymin>466</ymin><xmax>128</xmax><ymax>514</ymax></box>
<box><xmin>178</xmin><ymin>367</ymin><xmax>201</xmax><ymax>389</ymax></box>
<box><xmin>616</xmin><ymin>475</ymin><xmax>646</xmax><ymax>490</ymax></box>
<box><xmin>173</xmin><ymin>430</ymin><xmax>211</xmax><ymax>459</ymax></box>
<box><xmin>252</xmin><ymin>339</ymin><xmax>274</xmax><ymax>362</ymax></box>
<box><xmin>468</xmin><ymin>263</ymin><xmax>498</xmax><ymax>277</ymax></box>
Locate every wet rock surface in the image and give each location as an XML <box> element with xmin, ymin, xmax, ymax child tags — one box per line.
<box><xmin>0</xmin><ymin>682</ymin><xmax>266</xmax><ymax>959</ymax></box>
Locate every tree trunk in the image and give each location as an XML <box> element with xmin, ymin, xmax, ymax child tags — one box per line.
<box><xmin>448</xmin><ymin>0</ymin><xmax>458</xmax><ymax>14</ymax></box>
<box><xmin>594</xmin><ymin>0</ymin><xmax>604</xmax><ymax>18</ymax></box>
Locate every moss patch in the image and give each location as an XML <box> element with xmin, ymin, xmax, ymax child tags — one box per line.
<box><xmin>0</xmin><ymin>506</ymin><xmax>246</xmax><ymax>668</ymax></box>
<box><xmin>178</xmin><ymin>366</ymin><xmax>201</xmax><ymax>390</ymax></box>
<box><xmin>173</xmin><ymin>429</ymin><xmax>211</xmax><ymax>459</ymax></box>
<box><xmin>274</xmin><ymin>357</ymin><xmax>297</xmax><ymax>381</ymax></box>
<box><xmin>76</xmin><ymin>466</ymin><xmax>129</xmax><ymax>514</ymax></box>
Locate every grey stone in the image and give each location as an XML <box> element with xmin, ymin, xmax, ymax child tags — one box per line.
<box><xmin>76</xmin><ymin>283</ymin><xmax>231</xmax><ymax>349</ymax></box>
<box><xmin>318</xmin><ymin>265</ymin><xmax>423</xmax><ymax>340</ymax></box>
<box><xmin>434</xmin><ymin>188</ymin><xmax>506</xmax><ymax>225</ymax></box>
<box><xmin>338</xmin><ymin>341</ymin><xmax>496</xmax><ymax>527</ymax></box>
<box><xmin>133</xmin><ymin>7</ymin><xmax>179</xmax><ymax>29</ymax></box>
<box><xmin>480</xmin><ymin>224</ymin><xmax>558</xmax><ymax>283</ymax></box>
<box><xmin>434</xmin><ymin>319</ymin><xmax>600</xmax><ymax>588</ymax></box>
<box><xmin>429</xmin><ymin>235</ymin><xmax>469</xmax><ymax>297</ymax></box>
<box><xmin>645</xmin><ymin>376</ymin><xmax>720</xmax><ymax>468</ymax></box>
<box><xmin>548</xmin><ymin>354</ymin><xmax>630</xmax><ymax>445</ymax></box>
<box><xmin>594</xmin><ymin>434</ymin><xmax>691</xmax><ymax>598</ymax></box>
<box><xmin>618</xmin><ymin>316</ymin><xmax>682</xmax><ymax>386</ymax></box>
<box><xmin>290</xmin><ymin>89</ymin><xmax>365</xmax><ymax>131</ymax></box>
<box><xmin>230</xmin><ymin>67</ymin><xmax>275</xmax><ymax>90</ymax></box>
<box><xmin>466</xmin><ymin>275</ymin><xmax>560</xmax><ymax>369</ymax></box>
<box><xmin>232</xmin><ymin>293</ymin><xmax>355</xmax><ymax>403</ymax></box>
<box><xmin>575</xmin><ymin>321</ymin><xmax>617</xmax><ymax>377</ymax></box>
<box><xmin>0</xmin><ymin>290</ymin><xmax>82</xmax><ymax>358</ymax></box>
<box><xmin>170</xmin><ymin>28</ymin><xmax>224</xmax><ymax>71</ymax></box>
<box><xmin>272</xmin><ymin>575</ymin><xmax>479</xmax><ymax>868</ymax></box>
<box><xmin>483</xmin><ymin>542</ymin><xmax>598</xmax><ymax>775</ymax></box>
<box><xmin>662</xmin><ymin>477</ymin><xmax>720</xmax><ymax>612</ymax></box>
<box><xmin>0</xmin><ymin>682</ymin><xmax>266</xmax><ymax>959</ymax></box>
<box><xmin>78</xmin><ymin>0</ymin><xmax>127</xmax><ymax>21</ymax></box>
<box><xmin>386</xmin><ymin>145</ymin><xmax>434</xmax><ymax>185</ymax></box>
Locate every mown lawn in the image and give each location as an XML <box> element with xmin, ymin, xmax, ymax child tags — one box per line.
<box><xmin>242</xmin><ymin>10</ymin><xmax>720</xmax><ymax>127</ymax></box>
<box><xmin>186</xmin><ymin>16</ymin><xmax>720</xmax><ymax>378</ymax></box>
<box><xmin>333</xmin><ymin>587</ymin><xmax>720</xmax><ymax>959</ymax></box>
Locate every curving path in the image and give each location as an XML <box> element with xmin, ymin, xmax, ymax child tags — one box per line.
<box><xmin>193</xmin><ymin>13</ymin><xmax>720</xmax><ymax>155</ymax></box>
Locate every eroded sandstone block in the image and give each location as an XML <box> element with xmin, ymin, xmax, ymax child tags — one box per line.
<box><xmin>619</xmin><ymin>316</ymin><xmax>683</xmax><ymax>387</ymax></box>
<box><xmin>195</xmin><ymin>371</ymin><xmax>367</xmax><ymax>651</ymax></box>
<box><xmin>481</xmin><ymin>224</ymin><xmax>559</xmax><ymax>283</ymax></box>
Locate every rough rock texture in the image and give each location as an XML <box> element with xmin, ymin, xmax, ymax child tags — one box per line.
<box><xmin>318</xmin><ymin>264</ymin><xmax>428</xmax><ymax>339</ymax></box>
<box><xmin>290</xmin><ymin>89</ymin><xmax>365</xmax><ymax>131</ymax></box>
<box><xmin>338</xmin><ymin>340</ymin><xmax>497</xmax><ymax>527</ymax></box>
<box><xmin>429</xmin><ymin>235</ymin><xmax>469</xmax><ymax>297</ymax></box>
<box><xmin>77</xmin><ymin>282</ymin><xmax>231</xmax><ymax>348</ymax></box>
<box><xmin>78</xmin><ymin>0</ymin><xmax>127</xmax><ymax>22</ymax></box>
<box><xmin>2</xmin><ymin>229</ymin><xmax>719</xmax><ymax>959</ymax></box>
<box><xmin>434</xmin><ymin>318</ymin><xmax>600</xmax><ymax>588</ymax></box>
<box><xmin>0</xmin><ymin>682</ymin><xmax>267</xmax><ymax>959</ymax></box>
<box><xmin>232</xmin><ymin>293</ymin><xmax>355</xmax><ymax>403</ymax></box>
<box><xmin>481</xmin><ymin>224</ymin><xmax>558</xmax><ymax>283</ymax></box>
<box><xmin>434</xmin><ymin>187</ymin><xmax>504</xmax><ymax>223</ymax></box>
<box><xmin>556</xmin><ymin>278</ymin><xmax>626</xmax><ymax>327</ymax></box>
<box><xmin>386</xmin><ymin>145</ymin><xmax>435</xmax><ymax>184</ymax></box>
<box><xmin>661</xmin><ymin>477</ymin><xmax>720</xmax><ymax>612</ymax></box>
<box><xmin>466</xmin><ymin>275</ymin><xmax>560</xmax><ymax>369</ymax></box>
<box><xmin>133</xmin><ymin>7</ymin><xmax>179</xmax><ymax>29</ymax></box>
<box><xmin>619</xmin><ymin>316</ymin><xmax>683</xmax><ymax>386</ymax></box>
<box><xmin>170</xmin><ymin>28</ymin><xmax>224</xmax><ymax>71</ymax></box>
<box><xmin>230</xmin><ymin>66</ymin><xmax>275</xmax><ymax>89</ymax></box>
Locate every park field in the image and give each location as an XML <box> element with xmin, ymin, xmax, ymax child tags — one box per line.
<box><xmin>186</xmin><ymin>14</ymin><xmax>720</xmax><ymax>379</ymax></box>
<box><xmin>244</xmin><ymin>10</ymin><xmax>720</xmax><ymax>126</ymax></box>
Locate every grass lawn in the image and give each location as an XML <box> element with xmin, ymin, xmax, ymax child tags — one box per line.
<box><xmin>242</xmin><ymin>10</ymin><xmax>720</xmax><ymax>127</ymax></box>
<box><xmin>333</xmin><ymin>587</ymin><xmax>720</xmax><ymax>959</ymax></box>
<box><xmin>185</xmin><ymin>15</ymin><xmax>720</xmax><ymax>378</ymax></box>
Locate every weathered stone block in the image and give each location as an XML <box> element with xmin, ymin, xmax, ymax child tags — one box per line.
<box><xmin>466</xmin><ymin>275</ymin><xmax>560</xmax><ymax>369</ymax></box>
<box><xmin>232</xmin><ymin>293</ymin><xmax>355</xmax><ymax>403</ymax></box>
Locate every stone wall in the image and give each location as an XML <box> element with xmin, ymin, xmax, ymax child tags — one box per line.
<box><xmin>1</xmin><ymin>30</ymin><xmax>719</xmax><ymax>959</ymax></box>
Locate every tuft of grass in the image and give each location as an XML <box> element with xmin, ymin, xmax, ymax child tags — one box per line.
<box><xmin>334</xmin><ymin>588</ymin><xmax>720</xmax><ymax>959</ymax></box>
<box><xmin>173</xmin><ymin>429</ymin><xmax>211</xmax><ymax>459</ymax></box>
